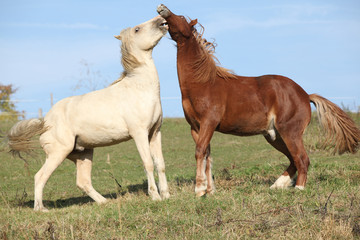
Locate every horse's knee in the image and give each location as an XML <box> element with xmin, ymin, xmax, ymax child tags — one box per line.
<box><xmin>157</xmin><ymin>166</ymin><xmax>165</xmax><ymax>174</ymax></box>
<box><xmin>195</xmin><ymin>144</ymin><xmax>207</xmax><ymax>160</ymax></box>
<box><xmin>153</xmin><ymin>157</ymin><xmax>165</xmax><ymax>171</ymax></box>
<box><xmin>143</xmin><ymin>162</ymin><xmax>154</xmax><ymax>173</ymax></box>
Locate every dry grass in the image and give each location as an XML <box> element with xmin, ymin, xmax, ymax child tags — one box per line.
<box><xmin>0</xmin><ymin>116</ymin><xmax>359</xmax><ymax>239</ymax></box>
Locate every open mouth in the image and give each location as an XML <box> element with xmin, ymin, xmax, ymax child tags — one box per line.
<box><xmin>159</xmin><ymin>21</ymin><xmax>168</xmax><ymax>30</ymax></box>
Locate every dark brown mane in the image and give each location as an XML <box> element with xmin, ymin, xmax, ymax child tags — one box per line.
<box><xmin>191</xmin><ymin>22</ymin><xmax>237</xmax><ymax>83</ymax></box>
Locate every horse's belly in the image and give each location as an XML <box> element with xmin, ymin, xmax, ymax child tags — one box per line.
<box><xmin>218</xmin><ymin>124</ymin><xmax>266</xmax><ymax>136</ymax></box>
<box><xmin>218</xmin><ymin>121</ymin><xmax>267</xmax><ymax>136</ymax></box>
<box><xmin>75</xmin><ymin>127</ymin><xmax>131</xmax><ymax>149</ymax></box>
<box><xmin>219</xmin><ymin>107</ymin><xmax>268</xmax><ymax>136</ymax></box>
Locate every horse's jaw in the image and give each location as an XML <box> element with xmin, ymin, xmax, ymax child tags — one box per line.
<box><xmin>157</xmin><ymin>4</ymin><xmax>172</xmax><ymax>18</ymax></box>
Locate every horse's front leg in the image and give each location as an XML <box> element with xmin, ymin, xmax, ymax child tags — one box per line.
<box><xmin>205</xmin><ymin>148</ymin><xmax>215</xmax><ymax>195</ymax></box>
<box><xmin>149</xmin><ymin>130</ymin><xmax>170</xmax><ymax>200</ymax></box>
<box><xmin>132</xmin><ymin>131</ymin><xmax>161</xmax><ymax>200</ymax></box>
<box><xmin>193</xmin><ymin>123</ymin><xmax>216</xmax><ymax>197</ymax></box>
<box><xmin>191</xmin><ymin>128</ymin><xmax>216</xmax><ymax>195</ymax></box>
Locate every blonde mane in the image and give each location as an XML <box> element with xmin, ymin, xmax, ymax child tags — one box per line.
<box><xmin>111</xmin><ymin>28</ymin><xmax>142</xmax><ymax>85</ymax></box>
<box><xmin>191</xmin><ymin>22</ymin><xmax>236</xmax><ymax>83</ymax></box>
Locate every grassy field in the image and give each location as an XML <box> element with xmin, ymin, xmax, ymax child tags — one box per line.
<box><xmin>0</xmin><ymin>115</ymin><xmax>359</xmax><ymax>239</ymax></box>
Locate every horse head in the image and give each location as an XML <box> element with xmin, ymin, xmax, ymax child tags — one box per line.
<box><xmin>157</xmin><ymin>4</ymin><xmax>197</xmax><ymax>44</ymax></box>
<box><xmin>113</xmin><ymin>15</ymin><xmax>168</xmax><ymax>74</ymax></box>
<box><xmin>115</xmin><ymin>15</ymin><xmax>168</xmax><ymax>54</ymax></box>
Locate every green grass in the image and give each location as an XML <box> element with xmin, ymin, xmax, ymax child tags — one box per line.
<box><xmin>0</xmin><ymin>116</ymin><xmax>360</xmax><ymax>239</ymax></box>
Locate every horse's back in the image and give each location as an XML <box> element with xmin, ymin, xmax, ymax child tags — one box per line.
<box><xmin>40</xmin><ymin>89</ymin><xmax>125</xmax><ymax>146</ymax></box>
<box><xmin>41</xmin><ymin>82</ymin><xmax>162</xmax><ymax>149</ymax></box>
<box><xmin>218</xmin><ymin>74</ymin><xmax>311</xmax><ymax>135</ymax></box>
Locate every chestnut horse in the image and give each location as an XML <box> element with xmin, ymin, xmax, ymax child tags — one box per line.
<box><xmin>157</xmin><ymin>4</ymin><xmax>360</xmax><ymax>197</ymax></box>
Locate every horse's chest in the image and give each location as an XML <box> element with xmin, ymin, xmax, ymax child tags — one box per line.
<box><xmin>182</xmin><ymin>99</ymin><xmax>192</xmax><ymax>116</ymax></box>
<box><xmin>182</xmin><ymin>97</ymin><xmax>203</xmax><ymax>127</ymax></box>
<box><xmin>149</xmin><ymin>101</ymin><xmax>162</xmax><ymax>125</ymax></box>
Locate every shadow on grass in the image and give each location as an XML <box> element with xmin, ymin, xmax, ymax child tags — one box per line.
<box><xmin>22</xmin><ymin>193</ymin><xmax>116</xmax><ymax>209</ymax></box>
<box><xmin>19</xmin><ymin>181</ymin><xmax>150</xmax><ymax>210</ymax></box>
<box><xmin>174</xmin><ymin>176</ymin><xmax>195</xmax><ymax>186</ymax></box>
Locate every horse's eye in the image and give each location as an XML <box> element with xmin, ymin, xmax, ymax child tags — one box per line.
<box><xmin>135</xmin><ymin>27</ymin><xmax>140</xmax><ymax>33</ymax></box>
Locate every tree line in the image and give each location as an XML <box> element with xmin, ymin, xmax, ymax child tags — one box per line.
<box><xmin>0</xmin><ymin>84</ymin><xmax>22</xmax><ymax>121</ymax></box>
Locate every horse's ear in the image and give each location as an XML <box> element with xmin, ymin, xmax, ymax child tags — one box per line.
<box><xmin>190</xmin><ymin>19</ymin><xmax>198</xmax><ymax>27</ymax></box>
<box><xmin>114</xmin><ymin>35</ymin><xmax>122</xmax><ymax>40</ymax></box>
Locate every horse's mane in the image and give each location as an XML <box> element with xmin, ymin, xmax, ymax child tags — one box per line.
<box><xmin>191</xmin><ymin>22</ymin><xmax>236</xmax><ymax>83</ymax></box>
<box><xmin>111</xmin><ymin>28</ymin><xmax>141</xmax><ymax>85</ymax></box>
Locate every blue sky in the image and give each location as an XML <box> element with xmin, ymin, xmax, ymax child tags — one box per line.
<box><xmin>1</xmin><ymin>0</ymin><xmax>359</xmax><ymax>118</ymax></box>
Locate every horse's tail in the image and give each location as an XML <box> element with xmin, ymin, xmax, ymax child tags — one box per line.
<box><xmin>309</xmin><ymin>94</ymin><xmax>360</xmax><ymax>154</ymax></box>
<box><xmin>7</xmin><ymin>118</ymin><xmax>47</xmax><ymax>158</ymax></box>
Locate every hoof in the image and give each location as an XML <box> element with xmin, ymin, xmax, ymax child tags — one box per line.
<box><xmin>270</xmin><ymin>175</ymin><xmax>292</xmax><ymax>189</ymax></box>
<box><xmin>96</xmin><ymin>198</ymin><xmax>108</xmax><ymax>204</ymax></box>
<box><xmin>195</xmin><ymin>190</ymin><xmax>206</xmax><ymax>197</ymax></box>
<box><xmin>150</xmin><ymin>193</ymin><xmax>162</xmax><ymax>201</ymax></box>
<box><xmin>34</xmin><ymin>207</ymin><xmax>49</xmax><ymax>212</ymax></box>
<box><xmin>195</xmin><ymin>185</ymin><xmax>207</xmax><ymax>197</ymax></box>
<box><xmin>270</xmin><ymin>184</ymin><xmax>290</xmax><ymax>189</ymax></box>
<box><xmin>161</xmin><ymin>191</ymin><xmax>170</xmax><ymax>200</ymax></box>
<box><xmin>206</xmin><ymin>188</ymin><xmax>216</xmax><ymax>195</ymax></box>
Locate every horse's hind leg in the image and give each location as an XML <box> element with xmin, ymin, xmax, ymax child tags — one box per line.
<box><xmin>34</xmin><ymin>148</ymin><xmax>70</xmax><ymax>211</ymax></box>
<box><xmin>68</xmin><ymin>149</ymin><xmax>107</xmax><ymax>204</ymax></box>
<box><xmin>149</xmin><ymin>131</ymin><xmax>170</xmax><ymax>199</ymax></box>
<box><xmin>284</xmin><ymin>139</ymin><xmax>309</xmax><ymax>189</ymax></box>
<box><xmin>264</xmin><ymin>134</ymin><xmax>296</xmax><ymax>189</ymax></box>
<box><xmin>267</xmin><ymin>124</ymin><xmax>310</xmax><ymax>190</ymax></box>
<box><xmin>132</xmin><ymin>131</ymin><xmax>161</xmax><ymax>200</ymax></box>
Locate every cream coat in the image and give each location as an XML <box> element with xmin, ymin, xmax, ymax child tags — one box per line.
<box><xmin>8</xmin><ymin>15</ymin><xmax>170</xmax><ymax>211</ymax></box>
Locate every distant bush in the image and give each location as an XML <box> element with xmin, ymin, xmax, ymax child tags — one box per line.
<box><xmin>0</xmin><ymin>84</ymin><xmax>23</xmax><ymax>121</ymax></box>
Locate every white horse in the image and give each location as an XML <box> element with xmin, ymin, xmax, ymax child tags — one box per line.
<box><xmin>7</xmin><ymin>15</ymin><xmax>170</xmax><ymax>211</ymax></box>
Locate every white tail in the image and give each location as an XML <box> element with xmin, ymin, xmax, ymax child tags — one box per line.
<box><xmin>7</xmin><ymin>118</ymin><xmax>47</xmax><ymax>157</ymax></box>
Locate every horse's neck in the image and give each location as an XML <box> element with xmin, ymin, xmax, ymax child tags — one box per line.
<box><xmin>136</xmin><ymin>58</ymin><xmax>159</xmax><ymax>82</ymax></box>
<box><xmin>177</xmin><ymin>37</ymin><xmax>200</xmax><ymax>60</ymax></box>
<box><xmin>176</xmin><ymin>38</ymin><xmax>203</xmax><ymax>88</ymax></box>
<box><xmin>123</xmin><ymin>57</ymin><xmax>160</xmax><ymax>92</ymax></box>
